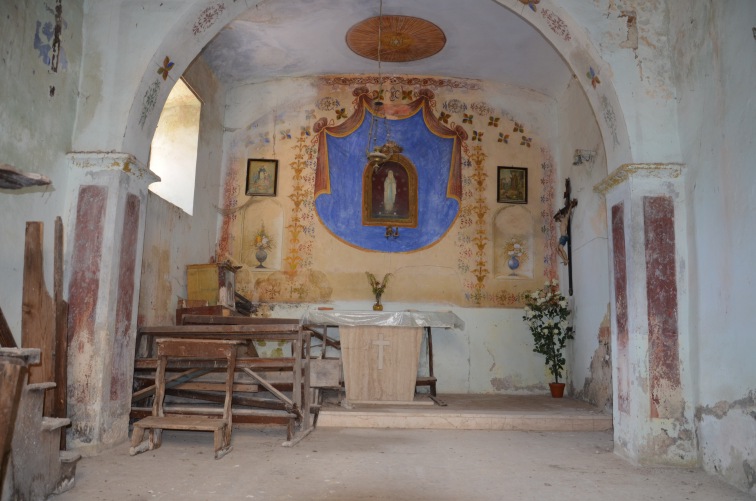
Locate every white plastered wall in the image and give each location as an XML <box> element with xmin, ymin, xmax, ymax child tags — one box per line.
<box><xmin>669</xmin><ymin>0</ymin><xmax>756</xmax><ymax>493</ymax></box>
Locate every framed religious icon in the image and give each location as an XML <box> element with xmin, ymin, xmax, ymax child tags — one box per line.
<box><xmin>362</xmin><ymin>157</ymin><xmax>418</xmax><ymax>228</ymax></box>
<box><xmin>497</xmin><ymin>166</ymin><xmax>528</xmax><ymax>204</ymax></box>
<box><xmin>246</xmin><ymin>159</ymin><xmax>278</xmax><ymax>196</ymax></box>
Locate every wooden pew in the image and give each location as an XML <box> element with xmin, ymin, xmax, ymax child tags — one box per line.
<box><xmin>132</xmin><ymin>319</ymin><xmax>312</xmax><ymax>446</ymax></box>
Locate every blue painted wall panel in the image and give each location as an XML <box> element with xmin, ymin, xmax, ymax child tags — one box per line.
<box><xmin>316</xmin><ymin>110</ymin><xmax>459</xmax><ymax>252</ymax></box>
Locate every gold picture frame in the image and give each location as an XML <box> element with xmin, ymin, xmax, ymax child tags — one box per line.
<box><xmin>362</xmin><ymin>157</ymin><xmax>418</xmax><ymax>228</ymax></box>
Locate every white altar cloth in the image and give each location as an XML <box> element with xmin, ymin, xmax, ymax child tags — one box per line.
<box><xmin>301</xmin><ymin>310</ymin><xmax>463</xmax><ymax>403</ymax></box>
<box><xmin>300</xmin><ymin>310</ymin><xmax>465</xmax><ymax>330</ymax></box>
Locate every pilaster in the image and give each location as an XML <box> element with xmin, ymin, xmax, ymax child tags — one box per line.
<box><xmin>64</xmin><ymin>152</ymin><xmax>159</xmax><ymax>454</ymax></box>
<box><xmin>595</xmin><ymin>163</ymin><xmax>696</xmax><ymax>465</ymax></box>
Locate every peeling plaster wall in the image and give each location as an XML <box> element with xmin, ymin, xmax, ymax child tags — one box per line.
<box><xmin>0</xmin><ymin>0</ymin><xmax>83</xmax><ymax>340</ymax></box>
<box><xmin>559</xmin><ymin>0</ymin><xmax>682</xmax><ymax>164</ymax></box>
<box><xmin>669</xmin><ymin>0</ymin><xmax>756</xmax><ymax>494</ymax></box>
<box><xmin>138</xmin><ymin>57</ymin><xmax>225</xmax><ymax>326</ymax></box>
<box><xmin>72</xmin><ymin>0</ymin><xmax>197</xmax><ymax>153</ymax></box>
<box><xmin>555</xmin><ymin>79</ymin><xmax>612</xmax><ymax>410</ymax></box>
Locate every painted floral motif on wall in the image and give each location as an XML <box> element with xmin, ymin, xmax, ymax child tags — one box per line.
<box><xmin>193</xmin><ymin>3</ymin><xmax>226</xmax><ymax>35</ymax></box>
<box><xmin>587</xmin><ymin>67</ymin><xmax>601</xmax><ymax>89</ymax></box>
<box><xmin>540</xmin><ymin>9</ymin><xmax>572</xmax><ymax>42</ymax></box>
<box><xmin>219</xmin><ymin>75</ymin><xmax>558</xmax><ymax>307</ymax></box>
<box><xmin>158</xmin><ymin>57</ymin><xmax>175</xmax><ymax>81</ymax></box>
<box><xmin>139</xmin><ymin>80</ymin><xmax>161</xmax><ymax>128</ymax></box>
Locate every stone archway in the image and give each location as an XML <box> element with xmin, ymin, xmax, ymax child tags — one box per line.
<box><xmin>122</xmin><ymin>0</ymin><xmax>633</xmax><ymax>172</ymax></box>
<box><xmin>72</xmin><ymin>0</ymin><xmax>638</xmax><ymax>453</ymax></box>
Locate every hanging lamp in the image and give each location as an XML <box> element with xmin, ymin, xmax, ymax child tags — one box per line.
<box><xmin>365</xmin><ymin>0</ymin><xmax>391</xmax><ymax>169</ymax></box>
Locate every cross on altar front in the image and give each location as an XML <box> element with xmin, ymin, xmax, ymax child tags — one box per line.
<box><xmin>372</xmin><ymin>335</ymin><xmax>390</xmax><ymax>370</ymax></box>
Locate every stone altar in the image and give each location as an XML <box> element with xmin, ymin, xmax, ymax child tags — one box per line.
<box><xmin>301</xmin><ymin>310</ymin><xmax>464</xmax><ymax>403</ymax></box>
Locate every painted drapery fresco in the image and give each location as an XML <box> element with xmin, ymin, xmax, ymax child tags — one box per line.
<box><xmin>314</xmin><ymin>89</ymin><xmax>464</xmax><ymax>252</ymax></box>
<box><xmin>218</xmin><ymin>75</ymin><xmax>558</xmax><ymax>307</ymax></box>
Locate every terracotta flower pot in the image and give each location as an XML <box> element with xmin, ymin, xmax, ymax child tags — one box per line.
<box><xmin>549</xmin><ymin>382</ymin><xmax>566</xmax><ymax>398</ymax></box>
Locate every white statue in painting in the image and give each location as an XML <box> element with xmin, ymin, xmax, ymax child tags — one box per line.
<box><xmin>384</xmin><ymin>170</ymin><xmax>396</xmax><ymax>214</ymax></box>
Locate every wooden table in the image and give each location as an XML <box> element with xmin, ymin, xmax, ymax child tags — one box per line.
<box><xmin>301</xmin><ymin>310</ymin><xmax>464</xmax><ymax>404</ymax></box>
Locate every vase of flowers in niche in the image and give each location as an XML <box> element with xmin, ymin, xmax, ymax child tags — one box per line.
<box><xmin>522</xmin><ymin>278</ymin><xmax>574</xmax><ymax>397</ymax></box>
<box><xmin>366</xmin><ymin>272</ymin><xmax>392</xmax><ymax>311</ymax></box>
<box><xmin>254</xmin><ymin>224</ymin><xmax>274</xmax><ymax>269</ymax></box>
<box><xmin>504</xmin><ymin>238</ymin><xmax>527</xmax><ymax>276</ymax></box>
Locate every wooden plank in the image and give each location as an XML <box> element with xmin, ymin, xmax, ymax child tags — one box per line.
<box><xmin>21</xmin><ymin>222</ymin><xmax>56</xmax><ymax>416</ymax></box>
<box><xmin>165</xmin><ymin>388</ymin><xmax>292</xmax><ymax>413</ymax></box>
<box><xmin>242</xmin><ymin>368</ymin><xmax>295</xmax><ymax>407</ymax></box>
<box><xmin>53</xmin><ymin>217</ymin><xmax>68</xmax><ymax>449</ymax></box>
<box><xmin>131</xmin><ymin>368</ymin><xmax>212</xmax><ymax>403</ymax></box>
<box><xmin>172</xmin><ymin>382</ymin><xmax>260</xmax><ymax>393</ymax></box>
<box><xmin>282</xmin><ymin>426</ymin><xmax>314</xmax><ymax>448</ymax></box>
<box><xmin>175</xmin><ymin>305</ymin><xmax>236</xmax><ymax>325</ymax></box>
<box><xmin>157</xmin><ymin>338</ymin><xmax>243</xmax><ymax>359</ymax></box>
<box><xmin>0</xmin><ymin>306</ymin><xmax>17</xmax><ymax>348</ymax></box>
<box><xmin>0</xmin><ymin>357</ymin><xmax>27</xmax><ymax>485</ymax></box>
<box><xmin>135</xmin><ymin>373</ymin><xmax>294</xmax><ymax>392</ymax></box>
<box><xmin>135</xmin><ymin>415</ymin><xmax>226</xmax><ymax>431</ymax></box>
<box><xmin>181</xmin><ymin>315</ymin><xmax>300</xmax><ymax>326</ymax></box>
<box><xmin>138</xmin><ymin>325</ymin><xmax>301</xmax><ymax>357</ymax></box>
<box><xmin>140</xmin><ymin>324</ymin><xmax>300</xmax><ymax>334</ymax></box>
<box><xmin>307</xmin><ymin>326</ymin><xmax>341</xmax><ymax>349</ymax></box>
<box><xmin>0</xmin><ymin>163</ymin><xmax>51</xmax><ymax>189</ymax></box>
<box><xmin>130</xmin><ymin>406</ymin><xmax>293</xmax><ymax>425</ymax></box>
<box><xmin>134</xmin><ymin>357</ymin><xmax>296</xmax><ymax>370</ymax></box>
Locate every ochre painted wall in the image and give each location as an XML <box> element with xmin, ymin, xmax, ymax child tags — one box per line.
<box><xmin>218</xmin><ymin>75</ymin><xmax>561</xmax><ymax>308</ymax></box>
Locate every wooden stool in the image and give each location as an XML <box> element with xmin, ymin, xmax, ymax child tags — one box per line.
<box><xmin>130</xmin><ymin>339</ymin><xmax>242</xmax><ymax>459</ymax></box>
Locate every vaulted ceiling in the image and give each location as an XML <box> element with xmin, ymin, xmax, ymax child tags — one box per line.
<box><xmin>198</xmin><ymin>0</ymin><xmax>573</xmax><ymax>99</ymax></box>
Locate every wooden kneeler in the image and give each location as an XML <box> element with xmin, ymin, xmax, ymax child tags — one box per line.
<box><xmin>130</xmin><ymin>339</ymin><xmax>242</xmax><ymax>460</ymax></box>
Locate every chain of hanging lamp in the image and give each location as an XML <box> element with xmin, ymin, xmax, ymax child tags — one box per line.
<box><xmin>366</xmin><ymin>0</ymin><xmax>390</xmax><ymax>168</ymax></box>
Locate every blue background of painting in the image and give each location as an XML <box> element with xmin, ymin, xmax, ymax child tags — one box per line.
<box><xmin>315</xmin><ymin>110</ymin><xmax>459</xmax><ymax>252</ymax></box>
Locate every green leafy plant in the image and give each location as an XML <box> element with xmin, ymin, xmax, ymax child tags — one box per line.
<box><xmin>522</xmin><ymin>279</ymin><xmax>574</xmax><ymax>384</ymax></box>
<box><xmin>365</xmin><ymin>272</ymin><xmax>392</xmax><ymax>299</ymax></box>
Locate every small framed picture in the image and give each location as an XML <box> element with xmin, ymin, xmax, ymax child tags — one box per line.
<box><xmin>245</xmin><ymin>159</ymin><xmax>278</xmax><ymax>196</ymax></box>
<box><xmin>497</xmin><ymin>166</ymin><xmax>528</xmax><ymax>204</ymax></box>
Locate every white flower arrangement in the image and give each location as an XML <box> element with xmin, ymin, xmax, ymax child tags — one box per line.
<box><xmin>521</xmin><ymin>279</ymin><xmax>574</xmax><ymax>384</ymax></box>
<box><xmin>503</xmin><ymin>238</ymin><xmax>528</xmax><ymax>263</ymax></box>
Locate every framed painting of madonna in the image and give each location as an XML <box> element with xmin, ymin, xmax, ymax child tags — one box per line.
<box><xmin>362</xmin><ymin>158</ymin><xmax>418</xmax><ymax>228</ymax></box>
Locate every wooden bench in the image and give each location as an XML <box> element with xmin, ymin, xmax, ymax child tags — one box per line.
<box><xmin>130</xmin><ymin>339</ymin><xmax>242</xmax><ymax>459</ymax></box>
<box><xmin>132</xmin><ymin>319</ymin><xmax>313</xmax><ymax>445</ymax></box>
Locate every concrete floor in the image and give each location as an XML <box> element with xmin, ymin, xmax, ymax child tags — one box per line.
<box><xmin>53</xmin><ymin>395</ymin><xmax>752</xmax><ymax>501</ymax></box>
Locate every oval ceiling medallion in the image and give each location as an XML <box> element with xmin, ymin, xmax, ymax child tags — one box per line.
<box><xmin>346</xmin><ymin>15</ymin><xmax>446</xmax><ymax>63</ymax></box>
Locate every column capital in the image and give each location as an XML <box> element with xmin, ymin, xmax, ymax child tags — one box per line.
<box><xmin>594</xmin><ymin>163</ymin><xmax>684</xmax><ymax>196</ymax></box>
<box><xmin>67</xmin><ymin>151</ymin><xmax>160</xmax><ymax>188</ymax></box>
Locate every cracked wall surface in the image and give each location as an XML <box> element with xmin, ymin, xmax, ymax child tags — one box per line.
<box><xmin>696</xmin><ymin>392</ymin><xmax>756</xmax><ymax>495</ymax></box>
<box><xmin>575</xmin><ymin>306</ymin><xmax>612</xmax><ymax>412</ymax></box>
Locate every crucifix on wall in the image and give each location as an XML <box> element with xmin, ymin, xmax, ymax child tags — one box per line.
<box><xmin>555</xmin><ymin>178</ymin><xmax>578</xmax><ymax>295</ymax></box>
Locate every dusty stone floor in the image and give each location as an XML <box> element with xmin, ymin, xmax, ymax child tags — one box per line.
<box><xmin>53</xmin><ymin>427</ymin><xmax>751</xmax><ymax>501</ymax></box>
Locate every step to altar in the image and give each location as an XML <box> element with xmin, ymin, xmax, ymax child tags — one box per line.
<box><xmin>316</xmin><ymin>394</ymin><xmax>612</xmax><ymax>432</ymax></box>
